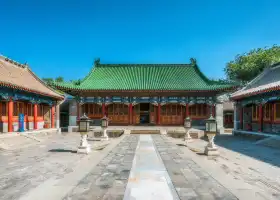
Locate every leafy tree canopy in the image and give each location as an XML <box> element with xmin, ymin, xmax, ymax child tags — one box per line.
<box><xmin>70</xmin><ymin>79</ymin><xmax>81</xmax><ymax>85</ymax></box>
<box><xmin>225</xmin><ymin>45</ymin><xmax>280</xmax><ymax>83</ymax></box>
<box><xmin>42</xmin><ymin>76</ymin><xmax>64</xmax><ymax>84</ymax></box>
<box><xmin>55</xmin><ymin>76</ymin><xmax>64</xmax><ymax>82</ymax></box>
<box><xmin>42</xmin><ymin>77</ymin><xmax>54</xmax><ymax>84</ymax></box>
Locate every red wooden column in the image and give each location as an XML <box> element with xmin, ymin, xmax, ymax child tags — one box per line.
<box><xmin>259</xmin><ymin>104</ymin><xmax>263</xmax><ymax>132</ymax></box>
<box><xmin>33</xmin><ymin>104</ymin><xmax>38</xmax><ymax>130</ymax></box>
<box><xmin>157</xmin><ymin>104</ymin><xmax>161</xmax><ymax>125</ymax></box>
<box><xmin>51</xmin><ymin>105</ymin><xmax>55</xmax><ymax>128</ymax></box>
<box><xmin>239</xmin><ymin>106</ymin><xmax>243</xmax><ymax>130</ymax></box>
<box><xmin>206</xmin><ymin>104</ymin><xmax>210</xmax><ymax>117</ymax></box>
<box><xmin>129</xmin><ymin>103</ymin><xmax>133</xmax><ymax>124</ymax></box>
<box><xmin>102</xmin><ymin>103</ymin><xmax>106</xmax><ymax>116</ymax></box>
<box><xmin>8</xmin><ymin>99</ymin><xmax>13</xmax><ymax>132</ymax></box>
<box><xmin>185</xmin><ymin>104</ymin><xmax>189</xmax><ymax>118</ymax></box>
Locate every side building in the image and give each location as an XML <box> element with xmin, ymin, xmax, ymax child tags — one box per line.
<box><xmin>51</xmin><ymin>60</ymin><xmax>236</xmax><ymax>132</ymax></box>
<box><xmin>0</xmin><ymin>55</ymin><xmax>64</xmax><ymax>133</ymax></box>
<box><xmin>231</xmin><ymin>62</ymin><xmax>280</xmax><ymax>135</ymax></box>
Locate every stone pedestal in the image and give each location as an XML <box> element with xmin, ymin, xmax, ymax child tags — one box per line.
<box><xmin>101</xmin><ymin>128</ymin><xmax>109</xmax><ymax>141</ymax></box>
<box><xmin>77</xmin><ymin>133</ymin><xmax>91</xmax><ymax>154</ymax></box>
<box><xmin>204</xmin><ymin>135</ymin><xmax>219</xmax><ymax>156</ymax></box>
<box><xmin>204</xmin><ymin>146</ymin><xmax>219</xmax><ymax>156</ymax></box>
<box><xmin>184</xmin><ymin>128</ymin><xmax>192</xmax><ymax>143</ymax></box>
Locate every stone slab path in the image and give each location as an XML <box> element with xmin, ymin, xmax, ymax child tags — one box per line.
<box><xmin>64</xmin><ymin>135</ymin><xmax>139</xmax><ymax>200</ymax></box>
<box><xmin>153</xmin><ymin>135</ymin><xmax>238</xmax><ymax>200</ymax></box>
<box><xmin>123</xmin><ymin>134</ymin><xmax>179</xmax><ymax>200</ymax></box>
<box><xmin>5</xmin><ymin>133</ymin><xmax>279</xmax><ymax>200</ymax></box>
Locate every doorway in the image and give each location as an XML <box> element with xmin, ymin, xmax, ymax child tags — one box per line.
<box><xmin>140</xmin><ymin>103</ymin><xmax>150</xmax><ymax>124</ymax></box>
<box><xmin>223</xmin><ymin>111</ymin><xmax>234</xmax><ymax>128</ymax></box>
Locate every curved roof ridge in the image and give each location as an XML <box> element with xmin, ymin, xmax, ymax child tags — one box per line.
<box><xmin>0</xmin><ymin>54</ymin><xmax>29</xmax><ymax>68</ymax></box>
<box><xmin>51</xmin><ymin>61</ymin><xmax>237</xmax><ymax>92</ymax></box>
<box><xmin>192</xmin><ymin>64</ymin><xmax>211</xmax><ymax>84</ymax></box>
<box><xmin>97</xmin><ymin>63</ymin><xmax>193</xmax><ymax>67</ymax></box>
<box><xmin>0</xmin><ymin>55</ymin><xmax>63</xmax><ymax>99</ymax></box>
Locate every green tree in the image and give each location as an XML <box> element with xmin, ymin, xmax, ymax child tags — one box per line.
<box><xmin>42</xmin><ymin>77</ymin><xmax>54</xmax><ymax>84</ymax></box>
<box><xmin>71</xmin><ymin>79</ymin><xmax>81</xmax><ymax>85</ymax></box>
<box><xmin>225</xmin><ymin>45</ymin><xmax>280</xmax><ymax>83</ymax></box>
<box><xmin>55</xmin><ymin>76</ymin><xmax>64</xmax><ymax>82</ymax></box>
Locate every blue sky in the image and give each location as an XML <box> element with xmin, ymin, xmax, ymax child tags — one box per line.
<box><xmin>1</xmin><ymin>0</ymin><xmax>280</xmax><ymax>81</ymax></box>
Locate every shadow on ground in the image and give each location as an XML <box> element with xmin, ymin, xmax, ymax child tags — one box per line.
<box><xmin>48</xmin><ymin>149</ymin><xmax>77</xmax><ymax>153</ymax></box>
<box><xmin>213</xmin><ymin>134</ymin><xmax>280</xmax><ymax>167</ymax></box>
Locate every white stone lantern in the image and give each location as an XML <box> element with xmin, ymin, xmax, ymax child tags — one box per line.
<box><xmin>77</xmin><ymin>114</ymin><xmax>91</xmax><ymax>154</ymax></box>
<box><xmin>204</xmin><ymin>115</ymin><xmax>219</xmax><ymax>156</ymax></box>
<box><xmin>101</xmin><ymin>116</ymin><xmax>109</xmax><ymax>128</ymax></box>
<box><xmin>101</xmin><ymin>115</ymin><xmax>109</xmax><ymax>140</ymax></box>
<box><xmin>184</xmin><ymin>117</ymin><xmax>192</xmax><ymax>129</ymax></box>
<box><xmin>184</xmin><ymin>117</ymin><xmax>192</xmax><ymax>142</ymax></box>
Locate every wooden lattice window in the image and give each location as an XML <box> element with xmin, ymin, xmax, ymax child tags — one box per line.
<box><xmin>13</xmin><ymin>102</ymin><xmax>25</xmax><ymax>116</ymax></box>
<box><xmin>252</xmin><ymin>104</ymin><xmax>259</xmax><ymax>121</ymax></box>
<box><xmin>108</xmin><ymin>104</ymin><xmax>128</xmax><ymax>115</ymax></box>
<box><xmin>171</xmin><ymin>105</ymin><xmax>177</xmax><ymax>115</ymax></box>
<box><xmin>27</xmin><ymin>104</ymin><xmax>33</xmax><ymax>116</ymax></box>
<box><xmin>263</xmin><ymin>103</ymin><xmax>272</xmax><ymax>121</ymax></box>
<box><xmin>189</xmin><ymin>104</ymin><xmax>207</xmax><ymax>118</ymax></box>
<box><xmin>0</xmin><ymin>102</ymin><xmax>8</xmax><ymax>117</ymax></box>
<box><xmin>161</xmin><ymin>104</ymin><xmax>182</xmax><ymax>116</ymax></box>
<box><xmin>37</xmin><ymin>104</ymin><xmax>44</xmax><ymax>117</ymax></box>
<box><xmin>84</xmin><ymin>104</ymin><xmax>102</xmax><ymax>115</ymax></box>
<box><xmin>275</xmin><ymin>103</ymin><xmax>280</xmax><ymax>121</ymax></box>
<box><xmin>150</xmin><ymin>105</ymin><xmax>154</xmax><ymax>112</ymax></box>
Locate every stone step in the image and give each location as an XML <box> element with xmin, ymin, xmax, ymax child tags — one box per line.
<box><xmin>189</xmin><ymin>132</ymin><xmax>199</xmax><ymax>139</ymax></box>
<box><xmin>130</xmin><ymin>130</ymin><xmax>160</xmax><ymax>134</ymax></box>
<box><xmin>189</xmin><ymin>129</ymin><xmax>205</xmax><ymax>139</ymax></box>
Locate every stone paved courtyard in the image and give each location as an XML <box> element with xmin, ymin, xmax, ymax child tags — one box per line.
<box><xmin>1</xmin><ymin>132</ymin><xmax>280</xmax><ymax>199</ymax></box>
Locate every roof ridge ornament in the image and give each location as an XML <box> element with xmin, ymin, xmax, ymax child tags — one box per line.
<box><xmin>0</xmin><ymin>55</ymin><xmax>28</xmax><ymax>68</ymax></box>
<box><xmin>190</xmin><ymin>58</ymin><xmax>197</xmax><ymax>65</ymax></box>
<box><xmin>94</xmin><ymin>58</ymin><xmax>100</xmax><ymax>66</ymax></box>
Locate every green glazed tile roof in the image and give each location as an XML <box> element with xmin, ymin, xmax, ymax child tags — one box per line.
<box><xmin>52</xmin><ymin>63</ymin><xmax>235</xmax><ymax>91</ymax></box>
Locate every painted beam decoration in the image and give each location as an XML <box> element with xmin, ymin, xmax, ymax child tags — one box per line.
<box><xmin>239</xmin><ymin>91</ymin><xmax>280</xmax><ymax>106</ymax></box>
<box><xmin>0</xmin><ymin>87</ymin><xmax>55</xmax><ymax>105</ymax></box>
<box><xmin>81</xmin><ymin>96</ymin><xmax>216</xmax><ymax>104</ymax></box>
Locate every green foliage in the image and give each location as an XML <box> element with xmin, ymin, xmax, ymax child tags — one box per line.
<box><xmin>42</xmin><ymin>76</ymin><xmax>65</xmax><ymax>84</ymax></box>
<box><xmin>70</xmin><ymin>79</ymin><xmax>81</xmax><ymax>85</ymax></box>
<box><xmin>55</xmin><ymin>76</ymin><xmax>64</xmax><ymax>82</ymax></box>
<box><xmin>42</xmin><ymin>77</ymin><xmax>54</xmax><ymax>84</ymax></box>
<box><xmin>209</xmin><ymin>78</ymin><xmax>238</xmax><ymax>85</ymax></box>
<box><xmin>225</xmin><ymin>45</ymin><xmax>280</xmax><ymax>83</ymax></box>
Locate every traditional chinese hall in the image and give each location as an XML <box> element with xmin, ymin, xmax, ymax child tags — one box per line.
<box><xmin>53</xmin><ymin>59</ymin><xmax>235</xmax><ymax>129</ymax></box>
<box><xmin>0</xmin><ymin>56</ymin><xmax>63</xmax><ymax>133</ymax></box>
<box><xmin>232</xmin><ymin>62</ymin><xmax>280</xmax><ymax>135</ymax></box>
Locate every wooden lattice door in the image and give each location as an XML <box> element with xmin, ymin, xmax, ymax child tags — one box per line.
<box><xmin>133</xmin><ymin>104</ymin><xmax>140</xmax><ymax>124</ymax></box>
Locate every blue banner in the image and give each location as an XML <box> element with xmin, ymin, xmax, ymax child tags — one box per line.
<box><xmin>19</xmin><ymin>113</ymin><xmax>24</xmax><ymax>132</ymax></box>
